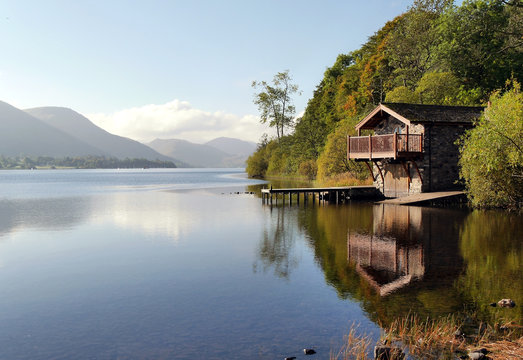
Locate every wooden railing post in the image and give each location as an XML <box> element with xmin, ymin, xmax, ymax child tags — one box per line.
<box><xmin>406</xmin><ymin>126</ymin><xmax>409</xmax><ymax>152</ymax></box>
<box><xmin>347</xmin><ymin>135</ymin><xmax>350</xmax><ymax>159</ymax></box>
<box><xmin>393</xmin><ymin>132</ymin><xmax>398</xmax><ymax>160</ymax></box>
<box><xmin>368</xmin><ymin>135</ymin><xmax>372</xmax><ymax>159</ymax></box>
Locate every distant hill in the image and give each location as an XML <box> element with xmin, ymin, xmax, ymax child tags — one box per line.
<box><xmin>25</xmin><ymin>107</ymin><xmax>174</xmax><ymax>162</ymax></box>
<box><xmin>148</xmin><ymin>138</ymin><xmax>254</xmax><ymax>168</ymax></box>
<box><xmin>1</xmin><ymin>100</ymin><xmax>253</xmax><ymax>168</ymax></box>
<box><xmin>0</xmin><ymin>101</ymin><xmax>106</xmax><ymax>157</ymax></box>
<box><xmin>204</xmin><ymin>137</ymin><xmax>256</xmax><ymax>157</ymax></box>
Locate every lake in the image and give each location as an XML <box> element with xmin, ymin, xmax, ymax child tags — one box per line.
<box><xmin>0</xmin><ymin>169</ymin><xmax>521</xmax><ymax>359</ymax></box>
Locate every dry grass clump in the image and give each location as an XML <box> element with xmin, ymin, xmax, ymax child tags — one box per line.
<box><xmin>384</xmin><ymin>314</ymin><xmax>523</xmax><ymax>359</ymax></box>
<box><xmin>331</xmin><ymin>315</ymin><xmax>522</xmax><ymax>360</ymax></box>
<box><xmin>485</xmin><ymin>336</ymin><xmax>523</xmax><ymax>360</ymax></box>
<box><xmin>330</xmin><ymin>325</ymin><xmax>373</xmax><ymax>360</ymax></box>
<box><xmin>384</xmin><ymin>314</ymin><xmax>464</xmax><ymax>358</ymax></box>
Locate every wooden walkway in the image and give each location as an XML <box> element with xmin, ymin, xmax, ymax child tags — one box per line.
<box><xmin>261</xmin><ymin>186</ymin><xmax>379</xmax><ymax>205</ymax></box>
<box><xmin>377</xmin><ymin>191</ymin><xmax>466</xmax><ymax>205</ymax></box>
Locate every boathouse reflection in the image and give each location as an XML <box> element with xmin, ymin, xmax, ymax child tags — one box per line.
<box><xmin>347</xmin><ymin>205</ymin><xmax>463</xmax><ymax>296</ymax></box>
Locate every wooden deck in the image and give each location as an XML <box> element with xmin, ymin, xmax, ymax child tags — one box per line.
<box><xmin>261</xmin><ymin>186</ymin><xmax>379</xmax><ymax>205</ymax></box>
<box><xmin>347</xmin><ymin>133</ymin><xmax>423</xmax><ymax>160</ymax></box>
<box><xmin>377</xmin><ymin>191</ymin><xmax>466</xmax><ymax>205</ymax></box>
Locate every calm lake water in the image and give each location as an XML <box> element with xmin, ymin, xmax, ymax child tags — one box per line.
<box><xmin>0</xmin><ymin>169</ymin><xmax>521</xmax><ymax>359</ymax></box>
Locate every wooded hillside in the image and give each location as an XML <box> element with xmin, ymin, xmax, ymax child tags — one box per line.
<box><xmin>247</xmin><ymin>0</ymin><xmax>522</xmax><ymax>184</ymax></box>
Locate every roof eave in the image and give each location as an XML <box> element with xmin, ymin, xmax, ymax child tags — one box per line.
<box><xmin>355</xmin><ymin>103</ymin><xmax>412</xmax><ymax>131</ymax></box>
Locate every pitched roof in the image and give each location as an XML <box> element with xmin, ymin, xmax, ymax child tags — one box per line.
<box><xmin>356</xmin><ymin>103</ymin><xmax>485</xmax><ymax>131</ymax></box>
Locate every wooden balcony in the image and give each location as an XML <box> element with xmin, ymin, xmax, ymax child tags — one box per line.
<box><xmin>347</xmin><ymin>134</ymin><xmax>423</xmax><ymax>160</ymax></box>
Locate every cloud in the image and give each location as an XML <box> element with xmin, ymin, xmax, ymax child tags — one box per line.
<box><xmin>87</xmin><ymin>99</ymin><xmax>269</xmax><ymax>144</ymax></box>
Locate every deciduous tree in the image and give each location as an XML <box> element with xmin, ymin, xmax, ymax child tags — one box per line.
<box><xmin>458</xmin><ymin>80</ymin><xmax>523</xmax><ymax>209</ymax></box>
<box><xmin>252</xmin><ymin>70</ymin><xmax>300</xmax><ymax>140</ymax></box>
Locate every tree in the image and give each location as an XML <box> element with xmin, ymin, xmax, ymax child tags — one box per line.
<box><xmin>387</xmin><ymin>1</ymin><xmax>450</xmax><ymax>88</ymax></box>
<box><xmin>252</xmin><ymin>70</ymin><xmax>300</xmax><ymax>140</ymax></box>
<box><xmin>385</xmin><ymin>85</ymin><xmax>420</xmax><ymax>103</ymax></box>
<box><xmin>458</xmin><ymin>80</ymin><xmax>523</xmax><ymax>209</ymax></box>
<box><xmin>316</xmin><ymin>118</ymin><xmax>368</xmax><ymax>182</ymax></box>
<box><xmin>385</xmin><ymin>72</ymin><xmax>484</xmax><ymax>105</ymax></box>
<box><xmin>246</xmin><ymin>135</ymin><xmax>270</xmax><ymax>178</ymax></box>
<box><xmin>439</xmin><ymin>0</ymin><xmax>523</xmax><ymax>92</ymax></box>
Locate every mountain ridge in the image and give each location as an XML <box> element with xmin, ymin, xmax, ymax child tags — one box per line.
<box><xmin>148</xmin><ymin>138</ymin><xmax>256</xmax><ymax>168</ymax></box>
<box><xmin>0</xmin><ymin>101</ymin><xmax>107</xmax><ymax>158</ymax></box>
<box><xmin>25</xmin><ymin>106</ymin><xmax>175</xmax><ymax>162</ymax></box>
<box><xmin>0</xmin><ymin>100</ymin><xmax>255</xmax><ymax>168</ymax></box>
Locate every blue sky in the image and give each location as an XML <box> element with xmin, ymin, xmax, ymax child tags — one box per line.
<box><xmin>1</xmin><ymin>0</ymin><xmax>417</xmax><ymax>143</ymax></box>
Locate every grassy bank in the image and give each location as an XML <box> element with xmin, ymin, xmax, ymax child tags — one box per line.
<box><xmin>261</xmin><ymin>172</ymin><xmax>373</xmax><ymax>189</ymax></box>
<box><xmin>332</xmin><ymin>314</ymin><xmax>522</xmax><ymax>360</ymax></box>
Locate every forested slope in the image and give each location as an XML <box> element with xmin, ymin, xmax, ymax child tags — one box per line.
<box><xmin>247</xmin><ymin>0</ymin><xmax>522</xmax><ymax>184</ymax></box>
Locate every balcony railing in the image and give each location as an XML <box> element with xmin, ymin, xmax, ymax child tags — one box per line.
<box><xmin>347</xmin><ymin>133</ymin><xmax>423</xmax><ymax>160</ymax></box>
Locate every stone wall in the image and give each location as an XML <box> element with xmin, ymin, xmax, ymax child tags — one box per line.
<box><xmin>374</xmin><ymin>116</ymin><xmax>406</xmax><ymax>135</ymax></box>
<box><xmin>423</xmin><ymin>124</ymin><xmax>470</xmax><ymax>191</ymax></box>
<box><xmin>374</xmin><ymin>115</ymin><xmax>424</xmax><ymax>135</ymax></box>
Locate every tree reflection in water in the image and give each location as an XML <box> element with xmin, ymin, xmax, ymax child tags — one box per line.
<box><xmin>253</xmin><ymin>206</ymin><xmax>300</xmax><ymax>279</ymax></box>
<box><xmin>256</xmin><ymin>201</ymin><xmax>522</xmax><ymax>326</ymax></box>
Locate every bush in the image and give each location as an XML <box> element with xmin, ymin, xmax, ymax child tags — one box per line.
<box><xmin>298</xmin><ymin>160</ymin><xmax>317</xmax><ymax>180</ymax></box>
<box><xmin>317</xmin><ymin>119</ymin><xmax>368</xmax><ymax>182</ymax></box>
<box><xmin>458</xmin><ymin>80</ymin><xmax>523</xmax><ymax>209</ymax></box>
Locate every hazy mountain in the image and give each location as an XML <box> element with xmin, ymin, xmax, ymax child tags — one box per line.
<box><xmin>25</xmin><ymin>107</ymin><xmax>175</xmax><ymax>162</ymax></box>
<box><xmin>147</xmin><ymin>138</ymin><xmax>252</xmax><ymax>168</ymax></box>
<box><xmin>0</xmin><ymin>101</ymin><xmax>106</xmax><ymax>157</ymax></box>
<box><xmin>204</xmin><ymin>137</ymin><xmax>256</xmax><ymax>157</ymax></box>
<box><xmin>1</xmin><ymin>100</ymin><xmax>253</xmax><ymax>167</ymax></box>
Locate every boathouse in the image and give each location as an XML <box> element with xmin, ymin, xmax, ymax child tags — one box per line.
<box><xmin>347</xmin><ymin>103</ymin><xmax>484</xmax><ymax>197</ymax></box>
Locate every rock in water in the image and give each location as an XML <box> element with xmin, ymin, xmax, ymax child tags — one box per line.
<box><xmin>497</xmin><ymin>299</ymin><xmax>516</xmax><ymax>308</ymax></box>
<box><xmin>468</xmin><ymin>351</ymin><xmax>485</xmax><ymax>360</ymax></box>
<box><xmin>374</xmin><ymin>345</ymin><xmax>405</xmax><ymax>359</ymax></box>
<box><xmin>303</xmin><ymin>348</ymin><xmax>316</xmax><ymax>355</ymax></box>
<box><xmin>468</xmin><ymin>348</ymin><xmax>489</xmax><ymax>359</ymax></box>
<box><xmin>284</xmin><ymin>357</ymin><xmax>296</xmax><ymax>360</ymax></box>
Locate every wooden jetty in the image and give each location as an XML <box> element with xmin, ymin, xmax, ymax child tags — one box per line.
<box><xmin>377</xmin><ymin>191</ymin><xmax>466</xmax><ymax>206</ymax></box>
<box><xmin>261</xmin><ymin>185</ymin><xmax>379</xmax><ymax>205</ymax></box>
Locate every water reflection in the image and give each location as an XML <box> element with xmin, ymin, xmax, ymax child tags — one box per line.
<box><xmin>458</xmin><ymin>210</ymin><xmax>523</xmax><ymax>323</ymax></box>
<box><xmin>89</xmin><ymin>191</ymin><xmax>201</xmax><ymax>243</ymax></box>
<box><xmin>348</xmin><ymin>205</ymin><xmax>463</xmax><ymax>296</ymax></box>
<box><xmin>0</xmin><ymin>197</ymin><xmax>91</xmax><ymax>237</ymax></box>
<box><xmin>254</xmin><ymin>207</ymin><xmax>301</xmax><ymax>279</ymax></box>
<box><xmin>0</xmin><ymin>191</ymin><xmax>206</xmax><ymax>244</ymax></box>
<box><xmin>260</xmin><ymin>202</ymin><xmax>522</xmax><ymax>326</ymax></box>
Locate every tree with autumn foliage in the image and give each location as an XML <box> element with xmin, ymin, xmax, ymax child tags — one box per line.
<box><xmin>246</xmin><ymin>0</ymin><xmax>522</xmax><ymax>186</ymax></box>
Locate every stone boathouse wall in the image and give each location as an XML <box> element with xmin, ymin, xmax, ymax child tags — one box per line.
<box><xmin>371</xmin><ymin>115</ymin><xmax>471</xmax><ymax>197</ymax></box>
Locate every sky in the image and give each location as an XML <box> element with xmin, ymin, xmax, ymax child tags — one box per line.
<box><xmin>0</xmin><ymin>0</ymin><xmax>417</xmax><ymax>144</ymax></box>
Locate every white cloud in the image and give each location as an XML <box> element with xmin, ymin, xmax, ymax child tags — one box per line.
<box><xmin>86</xmin><ymin>99</ymin><xmax>269</xmax><ymax>144</ymax></box>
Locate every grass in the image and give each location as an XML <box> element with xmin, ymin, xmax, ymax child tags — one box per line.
<box><xmin>330</xmin><ymin>325</ymin><xmax>373</xmax><ymax>360</ymax></box>
<box><xmin>331</xmin><ymin>314</ymin><xmax>523</xmax><ymax>360</ymax></box>
<box><xmin>315</xmin><ymin>172</ymin><xmax>372</xmax><ymax>188</ymax></box>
